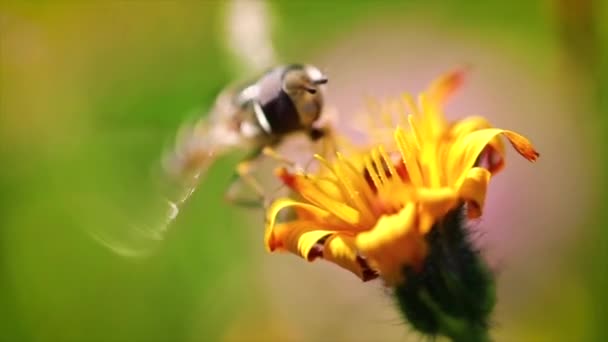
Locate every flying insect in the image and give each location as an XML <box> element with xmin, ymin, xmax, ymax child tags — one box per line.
<box><xmin>162</xmin><ymin>63</ymin><xmax>334</xmax><ymax>218</ymax></box>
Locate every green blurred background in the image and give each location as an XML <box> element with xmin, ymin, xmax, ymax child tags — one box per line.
<box><xmin>1</xmin><ymin>1</ymin><xmax>606</xmax><ymax>341</ymax></box>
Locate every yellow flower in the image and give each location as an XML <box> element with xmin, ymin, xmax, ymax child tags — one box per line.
<box><xmin>264</xmin><ymin>69</ymin><xmax>539</xmax><ymax>285</ymax></box>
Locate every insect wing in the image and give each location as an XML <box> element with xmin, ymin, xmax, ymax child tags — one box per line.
<box><xmin>91</xmin><ymin>99</ymin><xmax>244</xmax><ymax>258</ymax></box>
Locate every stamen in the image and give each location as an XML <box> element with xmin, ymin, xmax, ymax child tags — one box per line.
<box><xmin>315</xmin><ymin>155</ymin><xmax>375</xmax><ymax>225</ymax></box>
<box><xmin>378</xmin><ymin>146</ymin><xmax>398</xmax><ymax>180</ymax></box>
<box><xmin>402</xmin><ymin>93</ymin><xmax>419</xmax><ymax>116</ymax></box>
<box><xmin>336</xmin><ymin>153</ymin><xmax>378</xmax><ymax>221</ymax></box>
<box><xmin>315</xmin><ymin>155</ymin><xmax>352</xmax><ymax>200</ymax></box>
<box><xmin>314</xmin><ymin>155</ymin><xmax>356</xmax><ymax>205</ymax></box>
<box><xmin>364</xmin><ymin>155</ymin><xmax>382</xmax><ymax>191</ymax></box>
<box><xmin>408</xmin><ymin>114</ymin><xmax>422</xmax><ymax>149</ymax></box>
<box><xmin>371</xmin><ymin>148</ymin><xmax>389</xmax><ymax>185</ymax></box>
<box><xmin>395</xmin><ymin>128</ymin><xmax>424</xmax><ymax>186</ymax></box>
<box><xmin>301</xmin><ymin>174</ymin><xmax>361</xmax><ymax>225</ymax></box>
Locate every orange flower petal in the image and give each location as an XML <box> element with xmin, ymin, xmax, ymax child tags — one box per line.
<box><xmin>265</xmin><ymin>199</ymin><xmax>332</xmax><ymax>251</ymax></box>
<box><xmin>445</xmin><ymin>119</ymin><xmax>502</xmax><ymax>182</ymax></box>
<box><xmin>458</xmin><ymin>167</ymin><xmax>491</xmax><ymax>219</ymax></box>
<box><xmin>503</xmin><ymin>131</ymin><xmax>540</xmax><ymax>161</ymax></box>
<box><xmin>268</xmin><ymin>221</ymin><xmax>333</xmax><ymax>261</ymax></box>
<box><xmin>323</xmin><ymin>233</ymin><xmax>369</xmax><ymax>280</ymax></box>
<box><xmin>395</xmin><ymin>127</ymin><xmax>424</xmax><ymax>187</ymax></box>
<box><xmin>356</xmin><ymin>203</ymin><xmax>426</xmax><ymax>284</ymax></box>
<box><xmin>426</xmin><ymin>68</ymin><xmax>468</xmax><ymax>106</ymax></box>
<box><xmin>450</xmin><ymin>128</ymin><xmax>539</xmax><ymax>187</ymax></box>
<box><xmin>276</xmin><ymin>169</ymin><xmax>361</xmax><ymax>226</ymax></box>
<box><xmin>318</xmin><ymin>155</ymin><xmax>377</xmax><ymax>226</ymax></box>
<box><xmin>417</xmin><ymin>187</ymin><xmax>459</xmax><ymax>213</ymax></box>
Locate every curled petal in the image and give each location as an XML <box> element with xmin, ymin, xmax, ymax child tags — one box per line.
<box><xmin>268</xmin><ymin>221</ymin><xmax>333</xmax><ymax>261</ymax></box>
<box><xmin>458</xmin><ymin>167</ymin><xmax>491</xmax><ymax>219</ymax></box>
<box><xmin>447</xmin><ymin>117</ymin><xmax>506</xmax><ymax>175</ymax></box>
<box><xmin>449</xmin><ymin>116</ymin><xmax>493</xmax><ymax>138</ymax></box>
<box><xmin>356</xmin><ymin>203</ymin><xmax>426</xmax><ymax>284</ymax></box>
<box><xmin>450</xmin><ymin>128</ymin><xmax>539</xmax><ymax>187</ymax></box>
<box><xmin>503</xmin><ymin>131</ymin><xmax>540</xmax><ymax>161</ymax></box>
<box><xmin>323</xmin><ymin>233</ymin><xmax>372</xmax><ymax>281</ymax></box>
<box><xmin>265</xmin><ymin>198</ymin><xmax>331</xmax><ymax>251</ymax></box>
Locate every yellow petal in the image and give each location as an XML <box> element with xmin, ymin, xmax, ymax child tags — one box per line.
<box><xmin>333</xmin><ymin>154</ymin><xmax>377</xmax><ymax>224</ymax></box>
<box><xmin>426</xmin><ymin>68</ymin><xmax>467</xmax><ymax>106</ymax></box>
<box><xmin>416</xmin><ymin>187</ymin><xmax>459</xmax><ymax>223</ymax></box>
<box><xmin>304</xmin><ymin>185</ymin><xmax>361</xmax><ymax>226</ymax></box>
<box><xmin>450</xmin><ymin>128</ymin><xmax>539</xmax><ymax>186</ymax></box>
<box><xmin>356</xmin><ymin>203</ymin><xmax>427</xmax><ymax>284</ymax></box>
<box><xmin>264</xmin><ymin>198</ymin><xmax>331</xmax><ymax>251</ymax></box>
<box><xmin>314</xmin><ymin>177</ymin><xmax>348</xmax><ymax>205</ymax></box>
<box><xmin>445</xmin><ymin>118</ymin><xmax>504</xmax><ymax>183</ymax></box>
<box><xmin>409</xmin><ymin>113</ymin><xmax>442</xmax><ymax>188</ymax></box>
<box><xmin>503</xmin><ymin>131</ymin><xmax>540</xmax><ymax>161</ymax></box>
<box><xmin>458</xmin><ymin>167</ymin><xmax>491</xmax><ymax>219</ymax></box>
<box><xmin>323</xmin><ymin>233</ymin><xmax>369</xmax><ymax>280</ymax></box>
<box><xmin>275</xmin><ymin>168</ymin><xmax>361</xmax><ymax>225</ymax></box>
<box><xmin>267</xmin><ymin>221</ymin><xmax>333</xmax><ymax>261</ymax></box>
<box><xmin>417</xmin><ymin>212</ymin><xmax>436</xmax><ymax>235</ymax></box>
<box><xmin>395</xmin><ymin>127</ymin><xmax>424</xmax><ymax>187</ymax></box>
<box><xmin>448</xmin><ymin>116</ymin><xmax>491</xmax><ymax>134</ymax></box>
<box><xmin>417</xmin><ymin>93</ymin><xmax>447</xmax><ymax>141</ymax></box>
<box><xmin>356</xmin><ymin>203</ymin><xmax>416</xmax><ymax>257</ymax></box>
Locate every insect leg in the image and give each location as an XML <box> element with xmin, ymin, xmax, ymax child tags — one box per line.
<box><xmin>261</xmin><ymin>146</ymin><xmax>296</xmax><ymax>166</ymax></box>
<box><xmin>224</xmin><ymin>148</ymin><xmax>267</xmax><ymax>208</ymax></box>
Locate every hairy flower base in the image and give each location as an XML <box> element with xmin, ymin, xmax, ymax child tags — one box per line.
<box><xmin>394</xmin><ymin>207</ymin><xmax>494</xmax><ymax>342</ymax></box>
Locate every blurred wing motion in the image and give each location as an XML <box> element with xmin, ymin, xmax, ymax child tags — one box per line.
<box><xmin>91</xmin><ymin>88</ymin><xmax>248</xmax><ymax>258</ymax></box>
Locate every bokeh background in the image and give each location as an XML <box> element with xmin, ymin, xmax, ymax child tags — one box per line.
<box><xmin>1</xmin><ymin>1</ymin><xmax>607</xmax><ymax>341</ymax></box>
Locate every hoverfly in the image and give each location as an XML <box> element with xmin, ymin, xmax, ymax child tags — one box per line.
<box><xmin>161</xmin><ymin>63</ymin><xmax>334</xmax><ymax>222</ymax></box>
